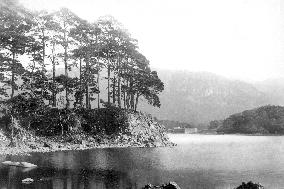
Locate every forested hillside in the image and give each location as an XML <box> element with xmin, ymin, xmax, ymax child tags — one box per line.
<box><xmin>217</xmin><ymin>105</ymin><xmax>284</xmax><ymax>134</ymax></box>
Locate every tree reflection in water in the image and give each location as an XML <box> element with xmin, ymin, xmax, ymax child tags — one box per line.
<box><xmin>0</xmin><ymin>149</ymin><xmax>142</xmax><ymax>189</ymax></box>
<box><xmin>0</xmin><ymin>166</ymin><xmax>137</xmax><ymax>189</ymax></box>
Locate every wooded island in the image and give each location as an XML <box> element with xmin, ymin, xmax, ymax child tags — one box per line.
<box><xmin>0</xmin><ymin>0</ymin><xmax>173</xmax><ymax>154</ymax></box>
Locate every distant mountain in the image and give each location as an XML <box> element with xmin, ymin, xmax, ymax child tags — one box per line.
<box><xmin>139</xmin><ymin>70</ymin><xmax>272</xmax><ymax>125</ymax></box>
<box><xmin>254</xmin><ymin>78</ymin><xmax>284</xmax><ymax>106</ymax></box>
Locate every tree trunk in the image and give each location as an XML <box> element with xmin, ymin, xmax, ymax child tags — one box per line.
<box><xmin>41</xmin><ymin>29</ymin><xmax>45</xmax><ymax>97</ymax></box>
<box><xmin>64</xmin><ymin>44</ymin><xmax>69</xmax><ymax>108</ymax></box>
<box><xmin>126</xmin><ymin>80</ymin><xmax>130</xmax><ymax>109</ymax></box>
<box><xmin>117</xmin><ymin>56</ymin><xmax>121</xmax><ymax>108</ymax></box>
<box><xmin>11</xmin><ymin>115</ymin><xmax>14</xmax><ymax>144</ymax></box>
<box><xmin>85</xmin><ymin>59</ymin><xmax>90</xmax><ymax>109</ymax></box>
<box><xmin>107</xmin><ymin>63</ymin><xmax>110</xmax><ymax>104</ymax></box>
<box><xmin>117</xmin><ymin>72</ymin><xmax>121</xmax><ymax>108</ymax></box>
<box><xmin>51</xmin><ymin>42</ymin><xmax>56</xmax><ymax>107</ymax></box>
<box><xmin>129</xmin><ymin>74</ymin><xmax>134</xmax><ymax>109</ymax></box>
<box><xmin>42</xmin><ymin>29</ymin><xmax>45</xmax><ymax>66</ymax></box>
<box><xmin>11</xmin><ymin>52</ymin><xmax>15</xmax><ymax>98</ymax></box>
<box><xmin>134</xmin><ymin>94</ymin><xmax>139</xmax><ymax>111</ymax></box>
<box><xmin>52</xmin><ymin>57</ymin><xmax>56</xmax><ymax>107</ymax></box>
<box><xmin>112</xmin><ymin>76</ymin><xmax>116</xmax><ymax>104</ymax></box>
<box><xmin>63</xmin><ymin>22</ymin><xmax>69</xmax><ymax>108</ymax></box>
<box><xmin>123</xmin><ymin>77</ymin><xmax>126</xmax><ymax>109</ymax></box>
<box><xmin>97</xmin><ymin>71</ymin><xmax>100</xmax><ymax>109</ymax></box>
<box><xmin>79</xmin><ymin>58</ymin><xmax>82</xmax><ymax>106</ymax></box>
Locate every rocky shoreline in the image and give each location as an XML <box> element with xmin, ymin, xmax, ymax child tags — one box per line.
<box><xmin>0</xmin><ymin>142</ymin><xmax>175</xmax><ymax>156</ymax></box>
<box><xmin>0</xmin><ymin>133</ymin><xmax>176</xmax><ymax>156</ymax></box>
<box><xmin>0</xmin><ymin>107</ymin><xmax>176</xmax><ymax>156</ymax></box>
<box><xmin>0</xmin><ymin>126</ymin><xmax>176</xmax><ymax>155</ymax></box>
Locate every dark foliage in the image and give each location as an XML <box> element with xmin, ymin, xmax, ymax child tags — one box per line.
<box><xmin>30</xmin><ymin>108</ymin><xmax>81</xmax><ymax>136</ymax></box>
<box><xmin>217</xmin><ymin>105</ymin><xmax>284</xmax><ymax>134</ymax></box>
<box><xmin>75</xmin><ymin>107</ymin><xmax>129</xmax><ymax>135</ymax></box>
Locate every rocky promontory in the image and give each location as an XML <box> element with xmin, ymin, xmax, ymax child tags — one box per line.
<box><xmin>0</xmin><ymin>98</ymin><xmax>175</xmax><ymax>155</ymax></box>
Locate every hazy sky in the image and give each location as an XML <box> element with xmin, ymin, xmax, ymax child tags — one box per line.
<box><xmin>20</xmin><ymin>0</ymin><xmax>283</xmax><ymax>82</ymax></box>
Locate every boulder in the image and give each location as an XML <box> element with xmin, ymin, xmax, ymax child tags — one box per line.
<box><xmin>22</xmin><ymin>178</ymin><xmax>34</xmax><ymax>184</ymax></box>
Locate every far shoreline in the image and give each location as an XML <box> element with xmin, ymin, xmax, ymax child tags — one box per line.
<box><xmin>167</xmin><ymin>132</ymin><xmax>284</xmax><ymax>136</ymax></box>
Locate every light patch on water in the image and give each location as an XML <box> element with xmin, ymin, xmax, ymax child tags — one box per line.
<box><xmin>168</xmin><ymin>134</ymin><xmax>284</xmax><ymax>145</ymax></box>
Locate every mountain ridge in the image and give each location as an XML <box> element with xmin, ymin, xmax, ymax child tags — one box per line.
<box><xmin>139</xmin><ymin>69</ymin><xmax>281</xmax><ymax>125</ymax></box>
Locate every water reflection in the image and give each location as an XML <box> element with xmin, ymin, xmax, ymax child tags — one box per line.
<box><xmin>0</xmin><ymin>166</ymin><xmax>137</xmax><ymax>189</ymax></box>
<box><xmin>1</xmin><ymin>135</ymin><xmax>284</xmax><ymax>188</ymax></box>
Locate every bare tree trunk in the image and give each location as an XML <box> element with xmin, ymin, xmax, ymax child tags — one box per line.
<box><xmin>134</xmin><ymin>94</ymin><xmax>139</xmax><ymax>111</ymax></box>
<box><xmin>126</xmin><ymin>80</ymin><xmax>130</xmax><ymax>109</ymax></box>
<box><xmin>117</xmin><ymin>57</ymin><xmax>121</xmax><ymax>108</ymax></box>
<box><xmin>117</xmin><ymin>73</ymin><xmax>121</xmax><ymax>108</ymax></box>
<box><xmin>107</xmin><ymin>63</ymin><xmax>110</xmax><ymax>104</ymax></box>
<box><xmin>85</xmin><ymin>59</ymin><xmax>90</xmax><ymax>109</ymax></box>
<box><xmin>79</xmin><ymin>58</ymin><xmax>83</xmax><ymax>106</ymax></box>
<box><xmin>42</xmin><ymin>29</ymin><xmax>45</xmax><ymax>66</ymax></box>
<box><xmin>129</xmin><ymin>72</ymin><xmax>134</xmax><ymax>109</ymax></box>
<box><xmin>11</xmin><ymin>52</ymin><xmax>15</xmax><ymax>98</ymax></box>
<box><xmin>52</xmin><ymin>58</ymin><xmax>56</xmax><ymax>107</ymax></box>
<box><xmin>51</xmin><ymin>42</ymin><xmax>56</xmax><ymax>107</ymax></box>
<box><xmin>123</xmin><ymin>77</ymin><xmax>126</xmax><ymax>109</ymax></box>
<box><xmin>63</xmin><ymin>22</ymin><xmax>69</xmax><ymax>108</ymax></box>
<box><xmin>41</xmin><ymin>29</ymin><xmax>46</xmax><ymax>97</ymax></box>
<box><xmin>64</xmin><ymin>44</ymin><xmax>69</xmax><ymax>108</ymax></box>
<box><xmin>11</xmin><ymin>115</ymin><xmax>14</xmax><ymax>145</ymax></box>
<box><xmin>97</xmin><ymin>71</ymin><xmax>100</xmax><ymax>109</ymax></box>
<box><xmin>112</xmin><ymin>76</ymin><xmax>116</xmax><ymax>104</ymax></box>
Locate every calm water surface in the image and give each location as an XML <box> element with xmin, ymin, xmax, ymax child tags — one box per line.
<box><xmin>1</xmin><ymin>134</ymin><xmax>284</xmax><ymax>189</ymax></box>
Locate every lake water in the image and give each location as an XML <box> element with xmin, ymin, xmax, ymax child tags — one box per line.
<box><xmin>1</xmin><ymin>134</ymin><xmax>284</xmax><ymax>189</ymax></box>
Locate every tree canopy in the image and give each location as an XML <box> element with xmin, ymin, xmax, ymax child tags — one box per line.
<box><xmin>0</xmin><ymin>1</ymin><xmax>164</xmax><ymax>111</ymax></box>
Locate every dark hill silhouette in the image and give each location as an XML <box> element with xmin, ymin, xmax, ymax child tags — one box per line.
<box><xmin>217</xmin><ymin>105</ymin><xmax>284</xmax><ymax>134</ymax></box>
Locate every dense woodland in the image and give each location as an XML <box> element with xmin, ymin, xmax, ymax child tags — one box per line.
<box><xmin>0</xmin><ymin>0</ymin><xmax>164</xmax><ymax>111</ymax></box>
<box><xmin>217</xmin><ymin>105</ymin><xmax>284</xmax><ymax>134</ymax></box>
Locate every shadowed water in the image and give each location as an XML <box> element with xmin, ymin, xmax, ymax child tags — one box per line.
<box><xmin>1</xmin><ymin>134</ymin><xmax>284</xmax><ymax>189</ymax></box>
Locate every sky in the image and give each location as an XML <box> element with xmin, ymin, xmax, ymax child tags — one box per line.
<box><xmin>20</xmin><ymin>0</ymin><xmax>283</xmax><ymax>82</ymax></box>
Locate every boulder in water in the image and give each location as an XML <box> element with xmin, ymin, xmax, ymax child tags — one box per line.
<box><xmin>22</xmin><ymin>178</ymin><xmax>34</xmax><ymax>184</ymax></box>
